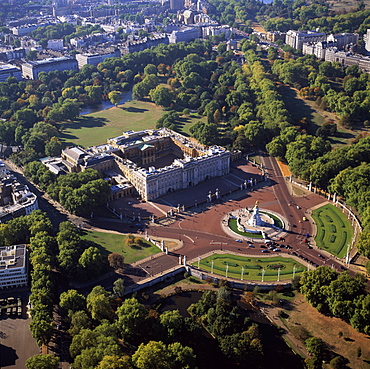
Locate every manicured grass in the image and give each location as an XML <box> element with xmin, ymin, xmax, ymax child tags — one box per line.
<box><xmin>82</xmin><ymin>230</ymin><xmax>160</xmax><ymax>264</ymax></box>
<box><xmin>192</xmin><ymin>254</ymin><xmax>306</xmax><ymax>281</ymax></box>
<box><xmin>60</xmin><ymin>99</ymin><xmax>206</xmax><ymax>148</ymax></box>
<box><xmin>228</xmin><ymin>218</ymin><xmax>264</xmax><ymax>238</ymax></box>
<box><xmin>260</xmin><ymin>211</ymin><xmax>284</xmax><ymax>228</ymax></box>
<box><xmin>312</xmin><ymin>204</ymin><xmax>353</xmax><ymax>258</ymax></box>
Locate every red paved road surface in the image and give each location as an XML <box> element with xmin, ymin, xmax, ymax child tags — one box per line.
<box><xmin>91</xmin><ymin>155</ymin><xmax>346</xmax><ymax>288</ymax></box>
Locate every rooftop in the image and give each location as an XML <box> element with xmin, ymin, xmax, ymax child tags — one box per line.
<box><xmin>0</xmin><ymin>244</ymin><xmax>26</xmax><ymax>270</ymax></box>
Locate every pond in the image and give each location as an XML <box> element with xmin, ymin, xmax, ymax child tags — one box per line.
<box><xmin>79</xmin><ymin>90</ymin><xmax>133</xmax><ymax>115</ymax></box>
<box><xmin>159</xmin><ymin>290</ymin><xmax>305</xmax><ymax>369</ymax></box>
<box><xmin>159</xmin><ymin>291</ymin><xmax>203</xmax><ymax>317</ymax></box>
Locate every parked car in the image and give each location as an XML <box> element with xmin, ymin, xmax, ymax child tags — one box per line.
<box><xmin>261</xmin><ymin>249</ymin><xmax>270</xmax><ymax>253</ymax></box>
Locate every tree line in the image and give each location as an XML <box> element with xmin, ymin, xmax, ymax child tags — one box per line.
<box><xmin>24</xmin><ymin>163</ymin><xmax>110</xmax><ymax>217</ymax></box>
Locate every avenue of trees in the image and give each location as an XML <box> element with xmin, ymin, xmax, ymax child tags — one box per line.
<box><xmin>4</xmin><ymin>212</ymin><xmax>112</xmax><ymax>353</ymax></box>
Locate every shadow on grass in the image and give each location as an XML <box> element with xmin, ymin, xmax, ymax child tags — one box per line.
<box><xmin>63</xmin><ymin>116</ymin><xmax>108</xmax><ymax>130</ymax></box>
<box><xmin>278</xmin><ymin>85</ymin><xmax>315</xmax><ymax>124</ymax></box>
<box><xmin>121</xmin><ymin>106</ymin><xmax>148</xmax><ymax>113</ymax></box>
<box><xmin>328</xmin><ymin>130</ymin><xmax>356</xmax><ymax>146</ymax></box>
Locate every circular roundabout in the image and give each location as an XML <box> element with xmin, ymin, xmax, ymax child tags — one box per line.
<box><xmin>222</xmin><ymin>201</ymin><xmax>289</xmax><ymax>242</ymax></box>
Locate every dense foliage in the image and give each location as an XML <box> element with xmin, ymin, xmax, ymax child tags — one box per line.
<box><xmin>24</xmin><ymin>163</ymin><xmax>110</xmax><ymax>216</ymax></box>
<box><xmin>300</xmin><ymin>266</ymin><xmax>370</xmax><ymax>334</ymax></box>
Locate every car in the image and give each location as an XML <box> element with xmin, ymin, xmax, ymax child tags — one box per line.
<box><xmin>261</xmin><ymin>249</ymin><xmax>270</xmax><ymax>253</ymax></box>
<box><xmin>248</xmin><ymin>245</ymin><xmax>255</xmax><ymax>248</ymax></box>
<box><xmin>235</xmin><ymin>239</ymin><xmax>243</xmax><ymax>243</ymax></box>
<box><xmin>273</xmin><ymin>248</ymin><xmax>281</xmax><ymax>252</ymax></box>
<box><xmin>264</xmin><ymin>240</ymin><xmax>272</xmax><ymax>244</ymax></box>
<box><xmin>318</xmin><ymin>254</ymin><xmax>325</xmax><ymax>259</ymax></box>
<box><xmin>260</xmin><ymin>245</ymin><xmax>266</xmax><ymax>248</ymax></box>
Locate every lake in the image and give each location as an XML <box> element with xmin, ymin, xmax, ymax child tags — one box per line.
<box><xmin>79</xmin><ymin>90</ymin><xmax>133</xmax><ymax>115</ymax></box>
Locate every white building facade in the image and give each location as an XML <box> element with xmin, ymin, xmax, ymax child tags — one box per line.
<box><xmin>0</xmin><ymin>245</ymin><xmax>28</xmax><ymax>289</ymax></box>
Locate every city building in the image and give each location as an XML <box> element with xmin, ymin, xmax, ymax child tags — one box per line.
<box><xmin>11</xmin><ymin>23</ymin><xmax>51</xmax><ymax>36</ymax></box>
<box><xmin>123</xmin><ymin>34</ymin><xmax>169</xmax><ymax>54</ymax></box>
<box><xmin>327</xmin><ymin>33</ymin><xmax>359</xmax><ymax>50</ymax></box>
<box><xmin>169</xmin><ymin>27</ymin><xmax>199</xmax><ymax>43</ymax></box>
<box><xmin>0</xmin><ymin>63</ymin><xmax>22</xmax><ymax>82</ymax></box>
<box><xmin>365</xmin><ymin>29</ymin><xmax>370</xmax><ymax>52</ymax></box>
<box><xmin>302</xmin><ymin>41</ymin><xmax>335</xmax><ymax>59</ymax></box>
<box><xmin>170</xmin><ymin>0</ymin><xmax>184</xmax><ymax>10</ymax></box>
<box><xmin>265</xmin><ymin>31</ymin><xmax>286</xmax><ymax>43</ymax></box>
<box><xmin>285</xmin><ymin>30</ymin><xmax>326</xmax><ymax>50</ymax></box>
<box><xmin>325</xmin><ymin>48</ymin><xmax>370</xmax><ymax>72</ymax></box>
<box><xmin>0</xmin><ymin>160</ymin><xmax>39</xmax><ymax>222</ymax></box>
<box><xmin>302</xmin><ymin>33</ymin><xmax>359</xmax><ymax>59</ymax></box>
<box><xmin>47</xmin><ymin>39</ymin><xmax>64</xmax><ymax>50</ymax></box>
<box><xmin>75</xmin><ymin>51</ymin><xmax>120</xmax><ymax>69</ymax></box>
<box><xmin>0</xmin><ymin>245</ymin><xmax>28</xmax><ymax>289</ymax></box>
<box><xmin>21</xmin><ymin>56</ymin><xmax>78</xmax><ymax>79</ymax></box>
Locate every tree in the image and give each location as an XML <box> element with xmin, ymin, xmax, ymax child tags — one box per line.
<box><xmin>59</xmin><ymin>290</ymin><xmax>86</xmax><ymax>313</ymax></box>
<box><xmin>305</xmin><ymin>337</ymin><xmax>324</xmax><ymax>359</ymax></box>
<box><xmin>357</xmin><ymin>347</ymin><xmax>362</xmax><ymax>359</ymax></box>
<box><xmin>96</xmin><ymin>355</ymin><xmax>133</xmax><ymax>369</ymax></box>
<box><xmin>149</xmin><ymin>86</ymin><xmax>173</xmax><ymax>107</ymax></box>
<box><xmin>86</xmin><ymin>286</ymin><xmax>113</xmax><ymax>321</ymax></box>
<box><xmin>330</xmin><ymin>356</ymin><xmax>346</xmax><ymax>369</ymax></box>
<box><xmin>45</xmin><ymin>137</ymin><xmax>62</xmax><ymax>157</ymax></box>
<box><xmin>132</xmin><ymin>341</ymin><xmax>170</xmax><ymax>369</ymax></box>
<box><xmin>116</xmin><ymin>298</ymin><xmax>148</xmax><ymax>339</ymax></box>
<box><xmin>159</xmin><ymin>310</ymin><xmax>183</xmax><ymax>339</ymax></box>
<box><xmin>68</xmin><ymin>310</ymin><xmax>92</xmax><ymax>336</ymax></box>
<box><xmin>29</xmin><ymin>319</ymin><xmax>54</xmax><ymax>346</ymax></box>
<box><xmin>78</xmin><ymin>246</ymin><xmax>103</xmax><ymax>278</ymax></box>
<box><xmin>108</xmin><ymin>253</ymin><xmax>125</xmax><ymax>270</ymax></box>
<box><xmin>144</xmin><ymin>64</ymin><xmax>157</xmax><ymax>76</ymax></box>
<box><xmin>113</xmin><ymin>278</ymin><xmax>125</xmax><ymax>298</ymax></box>
<box><xmin>25</xmin><ymin>354</ymin><xmax>59</xmax><ymax>369</ymax></box>
<box><xmin>108</xmin><ymin>91</ymin><xmax>122</xmax><ymax>107</ymax></box>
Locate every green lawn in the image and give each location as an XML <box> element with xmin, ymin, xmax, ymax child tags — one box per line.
<box><xmin>82</xmin><ymin>230</ymin><xmax>160</xmax><ymax>264</ymax></box>
<box><xmin>312</xmin><ymin>204</ymin><xmax>353</xmax><ymax>258</ymax></box>
<box><xmin>193</xmin><ymin>254</ymin><xmax>306</xmax><ymax>281</ymax></box>
<box><xmin>60</xmin><ymin>99</ymin><xmax>206</xmax><ymax>148</ymax></box>
<box><xmin>228</xmin><ymin>218</ymin><xmax>264</xmax><ymax>238</ymax></box>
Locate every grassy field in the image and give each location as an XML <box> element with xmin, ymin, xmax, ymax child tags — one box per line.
<box><xmin>61</xmin><ymin>99</ymin><xmax>206</xmax><ymax>148</ymax></box>
<box><xmin>192</xmin><ymin>254</ymin><xmax>306</xmax><ymax>281</ymax></box>
<box><xmin>282</xmin><ymin>293</ymin><xmax>370</xmax><ymax>369</ymax></box>
<box><xmin>312</xmin><ymin>204</ymin><xmax>353</xmax><ymax>258</ymax></box>
<box><xmin>279</xmin><ymin>85</ymin><xmax>357</xmax><ymax>147</ymax></box>
<box><xmin>82</xmin><ymin>230</ymin><xmax>160</xmax><ymax>264</ymax></box>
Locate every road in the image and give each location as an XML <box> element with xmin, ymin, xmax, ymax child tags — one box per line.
<box><xmin>90</xmin><ymin>153</ymin><xmax>346</xmax><ymax>284</ymax></box>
